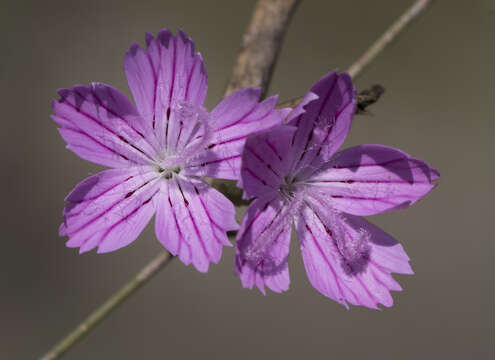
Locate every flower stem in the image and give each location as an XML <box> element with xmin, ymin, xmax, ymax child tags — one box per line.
<box><xmin>39</xmin><ymin>251</ymin><xmax>174</xmax><ymax>360</ymax></box>
<box><xmin>225</xmin><ymin>0</ymin><xmax>301</xmax><ymax>98</ymax></box>
<box><xmin>347</xmin><ymin>0</ymin><xmax>434</xmax><ymax>79</ymax></box>
<box><xmin>279</xmin><ymin>0</ymin><xmax>435</xmax><ymax>108</ymax></box>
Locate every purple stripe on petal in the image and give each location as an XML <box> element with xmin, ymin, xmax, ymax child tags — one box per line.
<box><xmin>288</xmin><ymin>72</ymin><xmax>356</xmax><ymax>178</ymax></box>
<box><xmin>96</xmin><ymin>188</ymin><xmax>159</xmax><ymax>253</ymax></box>
<box><xmin>155</xmin><ymin>176</ymin><xmax>237</xmax><ymax>272</ymax></box>
<box><xmin>240</xmin><ymin>125</ymin><xmax>297</xmax><ymax>199</ymax></box>
<box><xmin>235</xmin><ymin>196</ymin><xmax>292</xmax><ymax>294</ymax></box>
<box><xmin>62</xmin><ymin>167</ymin><xmax>159</xmax><ymax>253</ymax></box>
<box><xmin>124</xmin><ymin>29</ymin><xmax>208</xmax><ymax>150</ymax></box>
<box><xmin>184</xmin><ymin>89</ymin><xmax>291</xmax><ymax>180</ymax></box>
<box><xmin>296</xmin><ymin>199</ymin><xmax>412</xmax><ymax>309</ymax></box>
<box><xmin>57</xmin><ymin>127</ymin><xmax>133</xmax><ymax>168</ymax></box>
<box><xmin>306</xmin><ymin>144</ymin><xmax>440</xmax><ymax>216</ymax></box>
<box><xmin>52</xmin><ymin>83</ymin><xmax>159</xmax><ymax>167</ymax></box>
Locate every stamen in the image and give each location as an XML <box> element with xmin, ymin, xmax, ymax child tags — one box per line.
<box><xmin>279</xmin><ymin>175</ymin><xmax>297</xmax><ymax>200</ymax></box>
<box><xmin>338</xmin><ymin>228</ymin><xmax>371</xmax><ymax>276</ymax></box>
<box><xmin>307</xmin><ymin>195</ymin><xmax>371</xmax><ymax>276</ymax></box>
<box><xmin>156</xmin><ymin>164</ymin><xmax>181</xmax><ymax>180</ymax></box>
<box><xmin>244</xmin><ymin>194</ymin><xmax>303</xmax><ymax>264</ymax></box>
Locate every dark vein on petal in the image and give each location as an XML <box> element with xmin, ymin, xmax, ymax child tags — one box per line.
<box><xmin>167</xmin><ymin>186</ymin><xmax>190</xmax><ymax>261</ymax></box>
<box><xmin>96</xmin><ymin>188</ymin><xmax>159</xmax><ymax>249</ymax></box>
<box><xmin>194</xmin><ymin>185</ymin><xmax>227</xmax><ymax>239</ymax></box>
<box><xmin>308</xmin><ymin>179</ymin><xmax>430</xmax><ymax>184</ymax></box>
<box><xmin>293</xmin><ymin>76</ymin><xmax>339</xmax><ymax>171</ymax></box>
<box><xmin>242</xmin><ymin>199</ymin><xmax>272</xmax><ymax>237</ymax></box>
<box><xmin>243</xmin><ymin>167</ymin><xmax>270</xmax><ymax>187</ymax></box>
<box><xmin>61</xmin><ymin>98</ymin><xmax>150</xmax><ymax>164</ymax></box>
<box><xmin>356</xmin><ymin>274</ymin><xmax>378</xmax><ymax>307</ymax></box>
<box><xmin>216</xmin><ymin>102</ymin><xmax>259</xmax><ymax>132</ymax></box>
<box><xmin>187</xmin><ymin>154</ymin><xmax>241</xmax><ymax>168</ymax></box>
<box><xmin>61</xmin><ymin>126</ymin><xmax>139</xmax><ymax>165</ymax></box>
<box><xmin>66</xmin><ymin>175</ymin><xmax>135</xmax><ymax>217</ymax></box>
<box><xmin>185</xmin><ymin>53</ymin><xmax>199</xmax><ymax>101</ymax></box>
<box><xmin>303</xmin><ymin>205</ymin><xmax>361</xmax><ymax>304</ymax></box>
<box><xmin>177</xmin><ymin>179</ymin><xmax>211</xmax><ymax>261</ymax></box>
<box><xmin>145</xmin><ymin>42</ymin><xmax>158</xmax><ymax>129</ymax></box>
<box><xmin>304</xmin><ymin>221</ymin><xmax>345</xmax><ymax>304</ymax></box>
<box><xmin>165</xmin><ymin>36</ymin><xmax>177</xmax><ymax>146</ymax></box>
<box><xmin>67</xmin><ymin>177</ymin><xmax>158</xmax><ymax>237</ymax></box>
<box><xmin>330</xmin><ymin>195</ymin><xmax>397</xmax><ymax>206</ymax></box>
<box><xmin>246</xmin><ymin>146</ymin><xmax>281</xmax><ymax>178</ymax></box>
<box><xmin>370</xmin><ymin>267</ymin><xmax>390</xmax><ymax>291</ymax></box>
<box><xmin>333</xmin><ymin>157</ymin><xmax>405</xmax><ymax>170</ymax></box>
<box><xmin>265</xmin><ymin>137</ymin><xmax>283</xmax><ymax>161</ymax></box>
<box><xmin>90</xmin><ymin>87</ymin><xmax>157</xmax><ymax>159</ymax></box>
<box><xmin>92</xmin><ymin>86</ymin><xmax>146</xmax><ymax>138</ymax></box>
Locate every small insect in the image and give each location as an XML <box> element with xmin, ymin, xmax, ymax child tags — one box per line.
<box><xmin>356</xmin><ymin>84</ymin><xmax>385</xmax><ymax>114</ymax></box>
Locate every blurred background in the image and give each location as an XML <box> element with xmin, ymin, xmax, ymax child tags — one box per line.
<box><xmin>1</xmin><ymin>0</ymin><xmax>494</xmax><ymax>359</ymax></box>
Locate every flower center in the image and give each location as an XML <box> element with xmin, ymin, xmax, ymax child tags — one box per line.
<box><xmin>280</xmin><ymin>175</ymin><xmax>298</xmax><ymax>200</ymax></box>
<box><xmin>157</xmin><ymin>165</ymin><xmax>181</xmax><ymax>179</ymax></box>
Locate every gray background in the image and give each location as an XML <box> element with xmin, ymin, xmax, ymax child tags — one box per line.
<box><xmin>2</xmin><ymin>0</ymin><xmax>494</xmax><ymax>359</ymax></box>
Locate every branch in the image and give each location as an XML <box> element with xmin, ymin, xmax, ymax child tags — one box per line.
<box><xmin>225</xmin><ymin>0</ymin><xmax>301</xmax><ymax>97</ymax></box>
<box><xmin>280</xmin><ymin>0</ymin><xmax>435</xmax><ymax>108</ymax></box>
<box><xmin>279</xmin><ymin>83</ymin><xmax>386</xmax><ymax>112</ymax></box>
<box><xmin>347</xmin><ymin>0</ymin><xmax>434</xmax><ymax>80</ymax></box>
<box><xmin>40</xmin><ymin>251</ymin><xmax>174</xmax><ymax>360</ymax></box>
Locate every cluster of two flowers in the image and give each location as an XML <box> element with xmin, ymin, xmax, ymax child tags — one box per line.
<box><xmin>53</xmin><ymin>29</ymin><xmax>438</xmax><ymax>309</ymax></box>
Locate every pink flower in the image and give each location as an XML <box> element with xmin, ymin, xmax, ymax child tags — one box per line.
<box><xmin>52</xmin><ymin>29</ymin><xmax>289</xmax><ymax>272</ymax></box>
<box><xmin>235</xmin><ymin>72</ymin><xmax>439</xmax><ymax>308</ymax></box>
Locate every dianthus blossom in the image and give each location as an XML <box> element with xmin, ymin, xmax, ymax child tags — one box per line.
<box><xmin>52</xmin><ymin>29</ymin><xmax>289</xmax><ymax>272</ymax></box>
<box><xmin>235</xmin><ymin>72</ymin><xmax>439</xmax><ymax>308</ymax></box>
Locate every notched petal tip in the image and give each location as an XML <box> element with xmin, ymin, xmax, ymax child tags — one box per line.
<box><xmin>235</xmin><ymin>198</ymin><xmax>292</xmax><ymax>296</ymax></box>
<box><xmin>296</xmin><ymin>203</ymin><xmax>413</xmax><ymax>309</ymax></box>
<box><xmin>60</xmin><ymin>168</ymin><xmax>159</xmax><ymax>255</ymax></box>
<box><xmin>256</xmin><ymin>283</ymin><xmax>267</xmax><ymax>296</ymax></box>
<box><xmin>127</xmin><ymin>41</ymin><xmax>143</xmax><ymax>56</ymax></box>
<box><xmin>156</xmin><ymin>28</ymin><xmax>173</xmax><ymax>47</ymax></box>
<box><xmin>155</xmin><ymin>178</ymin><xmax>236</xmax><ymax>274</ymax></box>
<box><xmin>145</xmin><ymin>32</ymin><xmax>154</xmax><ymax>46</ymax></box>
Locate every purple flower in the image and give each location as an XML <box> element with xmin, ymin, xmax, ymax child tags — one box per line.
<box><xmin>52</xmin><ymin>29</ymin><xmax>289</xmax><ymax>272</ymax></box>
<box><xmin>235</xmin><ymin>72</ymin><xmax>439</xmax><ymax>308</ymax></box>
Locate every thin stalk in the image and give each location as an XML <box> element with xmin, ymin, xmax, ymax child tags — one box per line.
<box><xmin>279</xmin><ymin>0</ymin><xmax>435</xmax><ymax>108</ymax></box>
<box><xmin>39</xmin><ymin>251</ymin><xmax>174</xmax><ymax>360</ymax></box>
<box><xmin>347</xmin><ymin>0</ymin><xmax>434</xmax><ymax>79</ymax></box>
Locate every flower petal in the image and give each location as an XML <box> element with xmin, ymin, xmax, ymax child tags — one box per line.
<box><xmin>288</xmin><ymin>71</ymin><xmax>356</xmax><ymax>179</ymax></box>
<box><xmin>124</xmin><ymin>29</ymin><xmax>208</xmax><ymax>149</ymax></box>
<box><xmin>155</xmin><ymin>176</ymin><xmax>238</xmax><ymax>273</ymax></box>
<box><xmin>240</xmin><ymin>125</ymin><xmax>297</xmax><ymax>199</ymax></box>
<box><xmin>52</xmin><ymin>83</ymin><xmax>158</xmax><ymax>167</ymax></box>
<box><xmin>296</xmin><ymin>200</ymin><xmax>412</xmax><ymax>309</ymax></box>
<box><xmin>307</xmin><ymin>144</ymin><xmax>440</xmax><ymax>216</ymax></box>
<box><xmin>60</xmin><ymin>166</ymin><xmax>160</xmax><ymax>253</ymax></box>
<box><xmin>235</xmin><ymin>196</ymin><xmax>292</xmax><ymax>294</ymax></box>
<box><xmin>183</xmin><ymin>88</ymin><xmax>291</xmax><ymax>180</ymax></box>
<box><xmin>285</xmin><ymin>91</ymin><xmax>319</xmax><ymax>124</ymax></box>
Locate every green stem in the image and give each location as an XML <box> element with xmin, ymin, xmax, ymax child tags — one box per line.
<box><xmin>347</xmin><ymin>0</ymin><xmax>434</xmax><ymax>79</ymax></box>
<box><xmin>279</xmin><ymin>0</ymin><xmax>435</xmax><ymax>108</ymax></box>
<box><xmin>39</xmin><ymin>251</ymin><xmax>174</xmax><ymax>360</ymax></box>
